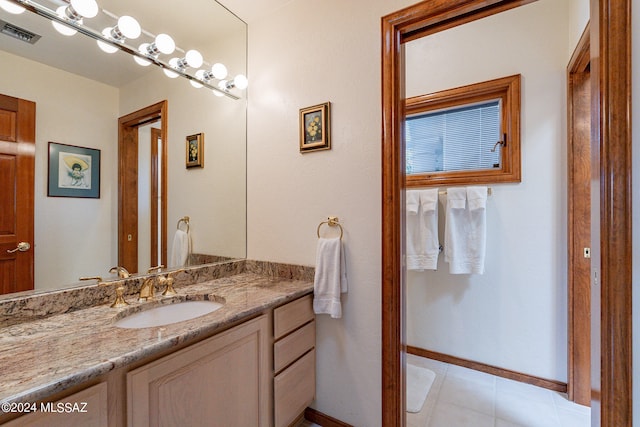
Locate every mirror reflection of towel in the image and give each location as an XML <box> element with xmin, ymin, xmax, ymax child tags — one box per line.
<box><xmin>170</xmin><ymin>229</ymin><xmax>190</xmax><ymax>268</ymax></box>
<box><xmin>313</xmin><ymin>237</ymin><xmax>348</xmax><ymax>319</ymax></box>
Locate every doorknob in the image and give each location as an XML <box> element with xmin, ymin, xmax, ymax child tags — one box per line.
<box><xmin>7</xmin><ymin>242</ymin><xmax>30</xmax><ymax>253</ymax></box>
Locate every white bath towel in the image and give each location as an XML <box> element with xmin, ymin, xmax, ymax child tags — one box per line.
<box><xmin>406</xmin><ymin>189</ymin><xmax>440</xmax><ymax>270</ymax></box>
<box><xmin>170</xmin><ymin>229</ymin><xmax>190</xmax><ymax>268</ymax></box>
<box><xmin>443</xmin><ymin>187</ymin><xmax>487</xmax><ymax>274</ymax></box>
<box><xmin>313</xmin><ymin>237</ymin><xmax>348</xmax><ymax>318</ymax></box>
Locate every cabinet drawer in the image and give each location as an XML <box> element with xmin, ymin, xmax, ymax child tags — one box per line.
<box><xmin>274</xmin><ymin>349</ymin><xmax>315</xmax><ymax>427</ymax></box>
<box><xmin>274</xmin><ymin>294</ymin><xmax>314</xmax><ymax>340</ymax></box>
<box><xmin>274</xmin><ymin>320</ymin><xmax>315</xmax><ymax>373</ymax></box>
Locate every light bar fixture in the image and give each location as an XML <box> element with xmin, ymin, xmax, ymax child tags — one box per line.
<box><xmin>6</xmin><ymin>0</ymin><xmax>247</xmax><ymax>99</ymax></box>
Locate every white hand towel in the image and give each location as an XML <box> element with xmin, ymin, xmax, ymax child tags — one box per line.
<box><xmin>443</xmin><ymin>187</ymin><xmax>487</xmax><ymax>274</ymax></box>
<box><xmin>170</xmin><ymin>229</ymin><xmax>190</xmax><ymax>268</ymax></box>
<box><xmin>444</xmin><ymin>188</ymin><xmax>467</xmax><ymax>273</ymax></box>
<box><xmin>465</xmin><ymin>186</ymin><xmax>488</xmax><ymax>274</ymax></box>
<box><xmin>313</xmin><ymin>237</ymin><xmax>348</xmax><ymax>318</ymax></box>
<box><xmin>406</xmin><ymin>190</ymin><xmax>420</xmax><ymax>215</ymax></box>
<box><xmin>406</xmin><ymin>189</ymin><xmax>440</xmax><ymax>270</ymax></box>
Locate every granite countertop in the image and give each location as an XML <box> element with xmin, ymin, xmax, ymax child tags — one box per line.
<box><xmin>0</xmin><ymin>271</ymin><xmax>313</xmax><ymax>405</ymax></box>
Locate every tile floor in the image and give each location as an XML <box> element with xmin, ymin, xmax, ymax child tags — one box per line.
<box><xmin>407</xmin><ymin>354</ymin><xmax>591</xmax><ymax>427</ymax></box>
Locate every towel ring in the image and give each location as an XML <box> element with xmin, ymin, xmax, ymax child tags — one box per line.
<box><xmin>317</xmin><ymin>216</ymin><xmax>343</xmax><ymax>240</ymax></box>
<box><xmin>177</xmin><ymin>216</ymin><xmax>190</xmax><ymax>233</ymax></box>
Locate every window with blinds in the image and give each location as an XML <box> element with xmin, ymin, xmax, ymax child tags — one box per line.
<box><xmin>404</xmin><ymin>74</ymin><xmax>521</xmax><ymax>187</ymax></box>
<box><xmin>406</xmin><ymin>100</ymin><xmax>501</xmax><ymax>174</ymax></box>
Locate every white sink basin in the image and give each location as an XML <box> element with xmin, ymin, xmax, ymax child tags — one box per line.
<box><xmin>114</xmin><ymin>300</ymin><xmax>224</xmax><ymax>329</ymax></box>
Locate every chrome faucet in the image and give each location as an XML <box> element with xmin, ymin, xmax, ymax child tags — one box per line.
<box><xmin>109</xmin><ymin>266</ymin><xmax>130</xmax><ymax>279</ymax></box>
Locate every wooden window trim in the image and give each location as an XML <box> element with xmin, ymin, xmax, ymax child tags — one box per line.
<box><xmin>406</xmin><ymin>74</ymin><xmax>521</xmax><ymax>187</ymax></box>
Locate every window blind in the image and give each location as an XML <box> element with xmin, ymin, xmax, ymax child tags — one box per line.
<box><xmin>405</xmin><ymin>100</ymin><xmax>501</xmax><ymax>174</ymax></box>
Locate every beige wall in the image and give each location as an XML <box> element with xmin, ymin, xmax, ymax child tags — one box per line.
<box><xmin>0</xmin><ymin>50</ymin><xmax>119</xmax><ymax>290</ymax></box>
<box><xmin>247</xmin><ymin>0</ymin><xmax>415</xmax><ymax>425</ymax></box>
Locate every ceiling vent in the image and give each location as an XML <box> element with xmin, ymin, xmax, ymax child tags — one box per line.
<box><xmin>0</xmin><ymin>19</ymin><xmax>41</xmax><ymax>44</ymax></box>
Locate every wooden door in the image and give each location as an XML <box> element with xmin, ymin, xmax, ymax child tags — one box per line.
<box><xmin>0</xmin><ymin>94</ymin><xmax>35</xmax><ymax>294</ymax></box>
<box><xmin>567</xmin><ymin>27</ymin><xmax>591</xmax><ymax>406</ymax></box>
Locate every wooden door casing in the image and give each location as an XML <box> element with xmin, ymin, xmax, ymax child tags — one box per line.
<box><xmin>567</xmin><ymin>25</ymin><xmax>591</xmax><ymax>406</ymax></box>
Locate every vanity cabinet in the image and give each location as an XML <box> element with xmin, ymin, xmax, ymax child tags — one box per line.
<box><xmin>127</xmin><ymin>314</ymin><xmax>269</xmax><ymax>427</ymax></box>
<box><xmin>3</xmin><ymin>382</ymin><xmax>108</xmax><ymax>427</ymax></box>
<box><xmin>273</xmin><ymin>295</ymin><xmax>316</xmax><ymax>427</ymax></box>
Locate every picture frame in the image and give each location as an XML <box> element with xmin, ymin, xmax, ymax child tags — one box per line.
<box><xmin>47</xmin><ymin>142</ymin><xmax>100</xmax><ymax>198</ymax></box>
<box><xmin>299</xmin><ymin>102</ymin><xmax>331</xmax><ymax>153</ymax></box>
<box><xmin>186</xmin><ymin>133</ymin><xmax>204</xmax><ymax>168</ymax></box>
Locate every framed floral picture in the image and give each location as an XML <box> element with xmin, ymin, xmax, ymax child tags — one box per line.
<box><xmin>299</xmin><ymin>102</ymin><xmax>331</xmax><ymax>153</ymax></box>
<box><xmin>47</xmin><ymin>142</ymin><xmax>100</xmax><ymax>198</ymax></box>
<box><xmin>186</xmin><ymin>133</ymin><xmax>204</xmax><ymax>168</ymax></box>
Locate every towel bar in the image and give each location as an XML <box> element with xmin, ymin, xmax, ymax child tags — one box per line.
<box><xmin>317</xmin><ymin>216</ymin><xmax>343</xmax><ymax>240</ymax></box>
<box><xmin>177</xmin><ymin>216</ymin><xmax>190</xmax><ymax>233</ymax></box>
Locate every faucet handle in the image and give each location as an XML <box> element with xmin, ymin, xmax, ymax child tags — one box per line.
<box><xmin>147</xmin><ymin>265</ymin><xmax>165</xmax><ymax>273</ymax></box>
<box><xmin>110</xmin><ymin>285</ymin><xmax>130</xmax><ymax>308</ymax></box>
<box><xmin>161</xmin><ymin>276</ymin><xmax>178</xmax><ymax>297</ymax></box>
<box><xmin>80</xmin><ymin>276</ymin><xmax>103</xmax><ymax>284</ymax></box>
<box><xmin>109</xmin><ymin>266</ymin><xmax>130</xmax><ymax>279</ymax></box>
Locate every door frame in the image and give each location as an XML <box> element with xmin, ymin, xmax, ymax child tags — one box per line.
<box><xmin>380</xmin><ymin>0</ymin><xmax>632</xmax><ymax>425</ymax></box>
<box><xmin>567</xmin><ymin>23</ymin><xmax>591</xmax><ymax>406</ymax></box>
<box><xmin>118</xmin><ymin>100</ymin><xmax>168</xmax><ymax>273</ymax></box>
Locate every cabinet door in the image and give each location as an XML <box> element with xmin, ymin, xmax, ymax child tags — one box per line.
<box><xmin>128</xmin><ymin>315</ymin><xmax>269</xmax><ymax>427</ymax></box>
<box><xmin>3</xmin><ymin>382</ymin><xmax>108</xmax><ymax>427</ymax></box>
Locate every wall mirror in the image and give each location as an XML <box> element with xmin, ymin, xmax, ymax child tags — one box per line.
<box><xmin>0</xmin><ymin>0</ymin><xmax>247</xmax><ymax>296</ymax></box>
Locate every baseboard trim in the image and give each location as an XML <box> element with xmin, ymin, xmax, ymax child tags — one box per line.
<box><xmin>407</xmin><ymin>346</ymin><xmax>568</xmax><ymax>393</ymax></box>
<box><xmin>304</xmin><ymin>408</ymin><xmax>353</xmax><ymax>427</ymax></box>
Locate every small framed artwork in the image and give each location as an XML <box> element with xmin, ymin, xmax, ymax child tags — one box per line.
<box><xmin>186</xmin><ymin>133</ymin><xmax>204</xmax><ymax>168</ymax></box>
<box><xmin>47</xmin><ymin>142</ymin><xmax>100</xmax><ymax>198</ymax></box>
<box><xmin>300</xmin><ymin>102</ymin><xmax>331</xmax><ymax>153</ymax></box>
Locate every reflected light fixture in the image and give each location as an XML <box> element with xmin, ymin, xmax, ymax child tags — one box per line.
<box><xmin>146</xmin><ymin>33</ymin><xmax>175</xmax><ymax>55</ymax></box>
<box><xmin>51</xmin><ymin>0</ymin><xmax>98</xmax><ymax>36</ymax></box>
<box><xmin>8</xmin><ymin>0</ymin><xmax>247</xmax><ymax>98</ymax></box>
<box><xmin>222</xmin><ymin>74</ymin><xmax>248</xmax><ymax>91</ymax></box>
<box><xmin>133</xmin><ymin>43</ymin><xmax>152</xmax><ymax>66</ymax></box>
<box><xmin>0</xmin><ymin>0</ymin><xmax>25</xmax><ymax>14</ymax></box>
<box><xmin>96</xmin><ymin>15</ymin><xmax>140</xmax><ymax>53</ymax></box>
<box><xmin>165</xmin><ymin>50</ymin><xmax>202</xmax><ymax>80</ymax></box>
<box><xmin>96</xmin><ymin>27</ymin><xmax>118</xmax><ymax>53</ymax></box>
<box><xmin>133</xmin><ymin>34</ymin><xmax>174</xmax><ymax>67</ymax></box>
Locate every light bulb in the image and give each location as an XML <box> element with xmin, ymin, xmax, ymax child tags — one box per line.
<box><xmin>190</xmin><ymin>70</ymin><xmax>206</xmax><ymax>88</ymax></box>
<box><xmin>134</xmin><ymin>43</ymin><xmax>152</xmax><ymax>66</ymax></box>
<box><xmin>154</xmin><ymin>34</ymin><xmax>175</xmax><ymax>55</ymax></box>
<box><xmin>234</xmin><ymin>74</ymin><xmax>248</xmax><ymax>90</ymax></box>
<box><xmin>97</xmin><ymin>28</ymin><xmax>118</xmax><ymax>53</ymax></box>
<box><xmin>0</xmin><ymin>0</ymin><xmax>25</xmax><ymax>14</ymax></box>
<box><xmin>115</xmin><ymin>15</ymin><xmax>140</xmax><ymax>39</ymax></box>
<box><xmin>163</xmin><ymin>58</ymin><xmax>180</xmax><ymax>78</ymax></box>
<box><xmin>185</xmin><ymin>50</ymin><xmax>203</xmax><ymax>68</ymax></box>
<box><xmin>211</xmin><ymin>63</ymin><xmax>227</xmax><ymax>80</ymax></box>
<box><xmin>52</xmin><ymin>6</ymin><xmax>78</xmax><ymax>36</ymax></box>
<box><xmin>213</xmin><ymin>90</ymin><xmax>224</xmax><ymax>97</ymax></box>
<box><xmin>70</xmin><ymin>0</ymin><xmax>98</xmax><ymax>18</ymax></box>
<box><xmin>218</xmin><ymin>80</ymin><xmax>228</xmax><ymax>91</ymax></box>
